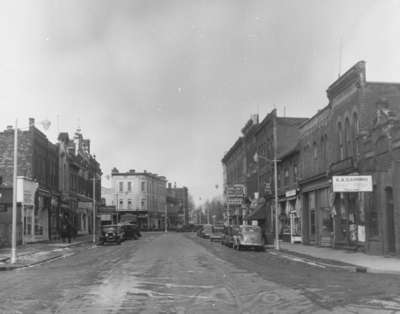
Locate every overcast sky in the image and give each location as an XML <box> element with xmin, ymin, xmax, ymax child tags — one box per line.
<box><xmin>1</xmin><ymin>1</ymin><xmax>400</xmax><ymax>205</ymax></box>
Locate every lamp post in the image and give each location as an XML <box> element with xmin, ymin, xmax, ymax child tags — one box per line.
<box><xmin>164</xmin><ymin>204</ymin><xmax>168</xmax><ymax>232</ymax></box>
<box><xmin>253</xmin><ymin>113</ymin><xmax>280</xmax><ymax>250</ymax></box>
<box><xmin>11</xmin><ymin>120</ymin><xmax>18</xmax><ymax>264</ymax></box>
<box><xmin>91</xmin><ymin>157</ymin><xmax>99</xmax><ymax>244</ymax></box>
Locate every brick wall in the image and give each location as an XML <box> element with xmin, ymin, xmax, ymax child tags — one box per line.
<box><xmin>0</xmin><ymin>129</ymin><xmax>33</xmax><ymax>186</ymax></box>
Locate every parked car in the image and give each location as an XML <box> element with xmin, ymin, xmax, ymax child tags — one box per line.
<box><xmin>233</xmin><ymin>225</ymin><xmax>265</xmax><ymax>251</ymax></box>
<box><xmin>222</xmin><ymin>225</ymin><xmax>239</xmax><ymax>247</ymax></box>
<box><xmin>198</xmin><ymin>224</ymin><xmax>213</xmax><ymax>239</ymax></box>
<box><xmin>209</xmin><ymin>225</ymin><xmax>224</xmax><ymax>242</ymax></box>
<box><xmin>119</xmin><ymin>222</ymin><xmax>141</xmax><ymax>240</ymax></box>
<box><xmin>98</xmin><ymin>225</ymin><xmax>125</xmax><ymax>245</ymax></box>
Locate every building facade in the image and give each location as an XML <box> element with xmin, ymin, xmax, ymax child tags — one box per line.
<box><xmin>300</xmin><ymin>61</ymin><xmax>400</xmax><ymax>255</ymax></box>
<box><xmin>111</xmin><ymin>168</ymin><xmax>167</xmax><ymax>230</ymax></box>
<box><xmin>0</xmin><ymin>118</ymin><xmax>59</xmax><ymax>245</ymax></box>
<box><xmin>166</xmin><ymin>183</ymin><xmax>189</xmax><ymax>228</ymax></box>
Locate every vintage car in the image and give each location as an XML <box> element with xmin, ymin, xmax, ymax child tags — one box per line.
<box><xmin>98</xmin><ymin>225</ymin><xmax>125</xmax><ymax>245</ymax></box>
<box><xmin>197</xmin><ymin>224</ymin><xmax>213</xmax><ymax>239</ymax></box>
<box><xmin>119</xmin><ymin>222</ymin><xmax>141</xmax><ymax>240</ymax></box>
<box><xmin>209</xmin><ymin>225</ymin><xmax>225</xmax><ymax>242</ymax></box>
<box><xmin>233</xmin><ymin>225</ymin><xmax>265</xmax><ymax>251</ymax></box>
<box><xmin>222</xmin><ymin>225</ymin><xmax>239</xmax><ymax>247</ymax></box>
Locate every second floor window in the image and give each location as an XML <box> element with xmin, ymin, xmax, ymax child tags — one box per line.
<box><xmin>128</xmin><ymin>199</ymin><xmax>132</xmax><ymax>209</ymax></box>
<box><xmin>119</xmin><ymin>199</ymin><xmax>123</xmax><ymax>208</ymax></box>
<box><xmin>128</xmin><ymin>182</ymin><xmax>132</xmax><ymax>192</ymax></box>
<box><xmin>141</xmin><ymin>181</ymin><xmax>145</xmax><ymax>192</ymax></box>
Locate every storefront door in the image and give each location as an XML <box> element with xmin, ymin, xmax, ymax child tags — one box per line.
<box><xmin>308</xmin><ymin>192</ymin><xmax>316</xmax><ymax>243</ymax></box>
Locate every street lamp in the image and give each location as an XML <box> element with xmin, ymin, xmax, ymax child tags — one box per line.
<box><xmin>91</xmin><ymin>156</ymin><xmax>100</xmax><ymax>244</ymax></box>
<box><xmin>253</xmin><ymin>114</ymin><xmax>280</xmax><ymax>250</ymax></box>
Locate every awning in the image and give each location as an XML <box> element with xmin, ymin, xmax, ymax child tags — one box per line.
<box><xmin>246</xmin><ymin>203</ymin><xmax>267</xmax><ymax>220</ymax></box>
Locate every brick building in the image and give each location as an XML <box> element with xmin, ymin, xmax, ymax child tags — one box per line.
<box><xmin>300</xmin><ymin>61</ymin><xmax>400</xmax><ymax>254</ymax></box>
<box><xmin>221</xmin><ymin>136</ymin><xmax>246</xmax><ymax>224</ymax></box>
<box><xmin>246</xmin><ymin>110</ymin><xmax>306</xmax><ymax>242</ymax></box>
<box><xmin>57</xmin><ymin>129</ymin><xmax>102</xmax><ymax>237</ymax></box>
<box><xmin>0</xmin><ymin>118</ymin><xmax>59</xmax><ymax>245</ymax></box>
<box><xmin>166</xmin><ymin>183</ymin><xmax>189</xmax><ymax>228</ymax></box>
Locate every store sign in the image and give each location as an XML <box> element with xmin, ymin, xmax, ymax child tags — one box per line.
<box><xmin>78</xmin><ymin>202</ymin><xmax>93</xmax><ymax>209</ymax></box>
<box><xmin>332</xmin><ymin>176</ymin><xmax>372</xmax><ymax>192</ymax></box>
<box><xmin>285</xmin><ymin>189</ymin><xmax>297</xmax><ymax>198</ymax></box>
<box><xmin>17</xmin><ymin>177</ymin><xmax>38</xmax><ymax>206</ymax></box>
<box><xmin>100</xmin><ymin>214</ymin><xmax>112</xmax><ymax>221</ymax></box>
<box><xmin>226</xmin><ymin>184</ymin><xmax>245</xmax><ymax>205</ymax></box>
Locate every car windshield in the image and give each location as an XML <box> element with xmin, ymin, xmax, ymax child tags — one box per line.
<box><xmin>241</xmin><ymin>226</ymin><xmax>260</xmax><ymax>233</ymax></box>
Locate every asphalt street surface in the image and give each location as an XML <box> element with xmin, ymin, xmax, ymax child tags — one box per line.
<box><xmin>0</xmin><ymin>232</ymin><xmax>400</xmax><ymax>313</ymax></box>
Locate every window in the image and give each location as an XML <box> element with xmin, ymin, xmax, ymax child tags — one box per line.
<box><xmin>128</xmin><ymin>199</ymin><xmax>132</xmax><ymax>209</ymax></box>
<box><xmin>313</xmin><ymin>142</ymin><xmax>318</xmax><ymax>160</ymax></box>
<box><xmin>141</xmin><ymin>181</ymin><xmax>145</xmax><ymax>192</ymax></box>
<box><xmin>338</xmin><ymin>122</ymin><xmax>344</xmax><ymax>160</ymax></box>
<box><xmin>345</xmin><ymin>117</ymin><xmax>352</xmax><ymax>157</ymax></box>
<box><xmin>141</xmin><ymin>199</ymin><xmax>145</xmax><ymax>209</ymax></box>
<box><xmin>353</xmin><ymin>112</ymin><xmax>359</xmax><ymax>156</ymax></box>
<box><xmin>0</xmin><ymin>204</ymin><xmax>9</xmax><ymax>212</ymax></box>
<box><xmin>293</xmin><ymin>164</ymin><xmax>298</xmax><ymax>179</ymax></box>
<box><xmin>284</xmin><ymin>168</ymin><xmax>289</xmax><ymax>185</ymax></box>
<box><xmin>128</xmin><ymin>182</ymin><xmax>132</xmax><ymax>192</ymax></box>
<box><xmin>119</xmin><ymin>199</ymin><xmax>123</xmax><ymax>209</ymax></box>
<box><xmin>119</xmin><ymin>182</ymin><xmax>123</xmax><ymax>192</ymax></box>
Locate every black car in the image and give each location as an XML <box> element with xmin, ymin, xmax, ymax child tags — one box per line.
<box><xmin>119</xmin><ymin>223</ymin><xmax>141</xmax><ymax>240</ymax></box>
<box><xmin>98</xmin><ymin>225</ymin><xmax>125</xmax><ymax>245</ymax></box>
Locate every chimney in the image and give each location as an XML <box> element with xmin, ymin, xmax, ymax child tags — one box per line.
<box><xmin>29</xmin><ymin>118</ymin><xmax>35</xmax><ymax>128</ymax></box>
<box><xmin>6</xmin><ymin>125</ymin><xmax>13</xmax><ymax>131</ymax></box>
<box><xmin>144</xmin><ymin>170</ymin><xmax>147</xmax><ymax>173</ymax></box>
<box><xmin>129</xmin><ymin>169</ymin><xmax>135</xmax><ymax>174</ymax></box>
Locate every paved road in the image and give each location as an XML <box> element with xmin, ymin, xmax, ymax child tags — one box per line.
<box><xmin>0</xmin><ymin>232</ymin><xmax>400</xmax><ymax>313</ymax></box>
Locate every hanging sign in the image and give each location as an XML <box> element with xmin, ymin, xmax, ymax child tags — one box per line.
<box><xmin>332</xmin><ymin>176</ymin><xmax>372</xmax><ymax>192</ymax></box>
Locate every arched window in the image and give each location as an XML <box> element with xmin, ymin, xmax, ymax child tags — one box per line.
<box><xmin>338</xmin><ymin>122</ymin><xmax>344</xmax><ymax>160</ymax></box>
<box><xmin>345</xmin><ymin>118</ymin><xmax>352</xmax><ymax>157</ymax></box>
<box><xmin>353</xmin><ymin>112</ymin><xmax>359</xmax><ymax>156</ymax></box>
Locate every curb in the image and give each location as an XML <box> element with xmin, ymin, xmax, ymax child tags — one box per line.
<box><xmin>0</xmin><ymin>253</ymin><xmax>64</xmax><ymax>271</ymax></box>
<box><xmin>270</xmin><ymin>248</ymin><xmax>368</xmax><ymax>273</ymax></box>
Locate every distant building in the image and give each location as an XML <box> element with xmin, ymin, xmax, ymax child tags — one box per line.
<box><xmin>166</xmin><ymin>183</ymin><xmax>189</xmax><ymax>227</ymax></box>
<box><xmin>111</xmin><ymin>168</ymin><xmax>167</xmax><ymax>230</ymax></box>
<box><xmin>57</xmin><ymin>128</ymin><xmax>102</xmax><ymax>236</ymax></box>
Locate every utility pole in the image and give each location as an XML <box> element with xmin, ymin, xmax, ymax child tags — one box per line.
<box><xmin>164</xmin><ymin>204</ymin><xmax>168</xmax><ymax>232</ymax></box>
<box><xmin>273</xmin><ymin>110</ymin><xmax>280</xmax><ymax>250</ymax></box>
<box><xmin>11</xmin><ymin>120</ymin><xmax>18</xmax><ymax>264</ymax></box>
<box><xmin>92</xmin><ymin>176</ymin><xmax>96</xmax><ymax>244</ymax></box>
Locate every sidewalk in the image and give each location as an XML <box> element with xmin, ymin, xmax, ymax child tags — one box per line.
<box><xmin>0</xmin><ymin>234</ymin><xmax>93</xmax><ymax>271</ymax></box>
<box><xmin>276</xmin><ymin>241</ymin><xmax>400</xmax><ymax>274</ymax></box>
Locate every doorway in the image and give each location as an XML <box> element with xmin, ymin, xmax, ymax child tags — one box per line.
<box><xmin>385</xmin><ymin>187</ymin><xmax>395</xmax><ymax>253</ymax></box>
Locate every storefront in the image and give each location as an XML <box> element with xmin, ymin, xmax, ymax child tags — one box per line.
<box><xmin>300</xmin><ymin>174</ymin><xmax>331</xmax><ymax>246</ymax></box>
<box><xmin>331</xmin><ymin>175</ymin><xmax>371</xmax><ymax>249</ymax></box>
<box><xmin>278</xmin><ymin>189</ymin><xmax>302</xmax><ymax>243</ymax></box>
<box><xmin>77</xmin><ymin>201</ymin><xmax>92</xmax><ymax>235</ymax></box>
